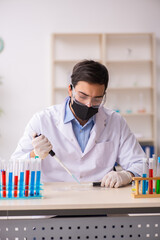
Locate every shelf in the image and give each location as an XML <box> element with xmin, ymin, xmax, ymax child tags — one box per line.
<box><xmin>122</xmin><ymin>113</ymin><xmax>154</xmax><ymax>117</ymax></box>
<box><xmin>108</xmin><ymin>87</ymin><xmax>153</xmax><ymax>91</ymax></box>
<box><xmin>54</xmin><ymin>58</ymin><xmax>153</xmax><ymax>64</ymax></box>
<box><xmin>54</xmin><ymin>59</ymin><xmax>101</xmax><ymax>63</ymax></box>
<box><xmin>53</xmin><ymin>87</ymin><xmax>67</xmax><ymax>91</ymax></box>
<box><xmin>138</xmin><ymin>138</ymin><xmax>154</xmax><ymax>143</ymax></box>
<box><xmin>55</xmin><ymin>87</ymin><xmax>153</xmax><ymax>91</ymax></box>
<box><xmin>106</xmin><ymin>60</ymin><xmax>153</xmax><ymax>64</ymax></box>
<box><xmin>51</xmin><ymin>33</ymin><xmax>157</xmax><ymax>155</ymax></box>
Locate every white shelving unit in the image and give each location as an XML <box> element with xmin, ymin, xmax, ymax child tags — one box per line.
<box><xmin>0</xmin><ymin>79</ymin><xmax>2</xmax><ymax>116</ymax></box>
<box><xmin>51</xmin><ymin>33</ymin><xmax>157</xmax><ymax>155</ymax></box>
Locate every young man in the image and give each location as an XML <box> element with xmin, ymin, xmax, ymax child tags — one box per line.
<box><xmin>11</xmin><ymin>60</ymin><xmax>145</xmax><ymax>187</ymax></box>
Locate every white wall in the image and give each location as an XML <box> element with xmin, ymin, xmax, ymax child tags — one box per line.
<box><xmin>0</xmin><ymin>0</ymin><xmax>160</xmax><ymax>159</ymax></box>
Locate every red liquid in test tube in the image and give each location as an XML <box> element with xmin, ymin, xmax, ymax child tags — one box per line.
<box><xmin>14</xmin><ymin>160</ymin><xmax>19</xmax><ymax>198</ymax></box>
<box><xmin>25</xmin><ymin>170</ymin><xmax>30</xmax><ymax>197</ymax></box>
<box><xmin>2</xmin><ymin>171</ymin><xmax>6</xmax><ymax>198</ymax></box>
<box><xmin>149</xmin><ymin>158</ymin><xmax>153</xmax><ymax>194</ymax></box>
<box><xmin>14</xmin><ymin>175</ymin><xmax>18</xmax><ymax>197</ymax></box>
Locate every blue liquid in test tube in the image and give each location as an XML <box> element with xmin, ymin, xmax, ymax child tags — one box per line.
<box><xmin>142</xmin><ymin>158</ymin><xmax>148</xmax><ymax>194</ymax></box>
<box><xmin>152</xmin><ymin>154</ymin><xmax>156</xmax><ymax>192</ymax></box>
<box><xmin>30</xmin><ymin>159</ymin><xmax>36</xmax><ymax>196</ymax></box>
<box><xmin>35</xmin><ymin>157</ymin><xmax>41</xmax><ymax>196</ymax></box>
<box><xmin>8</xmin><ymin>169</ymin><xmax>13</xmax><ymax>198</ymax></box>
<box><xmin>36</xmin><ymin>171</ymin><xmax>41</xmax><ymax>196</ymax></box>
<box><xmin>19</xmin><ymin>160</ymin><xmax>24</xmax><ymax>197</ymax></box>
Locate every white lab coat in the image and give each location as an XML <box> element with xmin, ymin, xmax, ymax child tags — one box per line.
<box><xmin>11</xmin><ymin>99</ymin><xmax>145</xmax><ymax>182</ymax></box>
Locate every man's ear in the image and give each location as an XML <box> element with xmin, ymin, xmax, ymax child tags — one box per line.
<box><xmin>68</xmin><ymin>84</ymin><xmax>72</xmax><ymax>97</ymax></box>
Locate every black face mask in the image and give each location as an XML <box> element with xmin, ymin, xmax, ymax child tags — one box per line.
<box><xmin>71</xmin><ymin>100</ymin><xmax>98</xmax><ymax>121</ymax></box>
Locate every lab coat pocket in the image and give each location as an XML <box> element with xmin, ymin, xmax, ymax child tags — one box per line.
<box><xmin>95</xmin><ymin>141</ymin><xmax>114</xmax><ymax>167</ymax></box>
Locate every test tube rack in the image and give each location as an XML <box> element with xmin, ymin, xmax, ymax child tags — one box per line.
<box><xmin>132</xmin><ymin>177</ymin><xmax>160</xmax><ymax>198</ymax></box>
<box><xmin>0</xmin><ymin>158</ymin><xmax>43</xmax><ymax>200</ymax></box>
<box><xmin>0</xmin><ymin>182</ymin><xmax>43</xmax><ymax>199</ymax></box>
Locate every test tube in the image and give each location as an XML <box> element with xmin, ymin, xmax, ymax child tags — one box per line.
<box><xmin>30</xmin><ymin>158</ymin><xmax>36</xmax><ymax>197</ymax></box>
<box><xmin>35</xmin><ymin>157</ymin><xmax>41</xmax><ymax>196</ymax></box>
<box><xmin>126</xmin><ymin>95</ymin><xmax>132</xmax><ymax>114</ymax></box>
<box><xmin>14</xmin><ymin>160</ymin><xmax>19</xmax><ymax>198</ymax></box>
<box><xmin>138</xmin><ymin>92</ymin><xmax>146</xmax><ymax>113</ymax></box>
<box><xmin>1</xmin><ymin>160</ymin><xmax>6</xmax><ymax>198</ymax></box>
<box><xmin>142</xmin><ymin>158</ymin><xmax>147</xmax><ymax>194</ymax></box>
<box><xmin>145</xmin><ymin>147</ymin><xmax>150</xmax><ymax>160</ymax></box>
<box><xmin>8</xmin><ymin>160</ymin><xmax>13</xmax><ymax>198</ymax></box>
<box><xmin>149</xmin><ymin>158</ymin><xmax>153</xmax><ymax>194</ymax></box>
<box><xmin>156</xmin><ymin>157</ymin><xmax>160</xmax><ymax>194</ymax></box>
<box><xmin>19</xmin><ymin>160</ymin><xmax>24</xmax><ymax>197</ymax></box>
<box><xmin>153</xmin><ymin>154</ymin><xmax>156</xmax><ymax>192</ymax></box>
<box><xmin>0</xmin><ymin>161</ymin><xmax>2</xmax><ymax>198</ymax></box>
<box><xmin>25</xmin><ymin>159</ymin><xmax>30</xmax><ymax>197</ymax></box>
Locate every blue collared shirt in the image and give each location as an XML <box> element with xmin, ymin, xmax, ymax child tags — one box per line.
<box><xmin>63</xmin><ymin>98</ymin><xmax>139</xmax><ymax>177</ymax></box>
<box><xmin>64</xmin><ymin>98</ymin><xmax>95</xmax><ymax>153</ymax></box>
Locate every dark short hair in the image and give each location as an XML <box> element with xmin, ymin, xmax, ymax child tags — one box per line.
<box><xmin>71</xmin><ymin>60</ymin><xmax>109</xmax><ymax>91</ymax></box>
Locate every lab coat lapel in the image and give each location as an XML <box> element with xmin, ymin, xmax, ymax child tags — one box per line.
<box><xmin>82</xmin><ymin>107</ymin><xmax>106</xmax><ymax>156</ymax></box>
<box><xmin>55</xmin><ymin>102</ymin><xmax>82</xmax><ymax>153</ymax></box>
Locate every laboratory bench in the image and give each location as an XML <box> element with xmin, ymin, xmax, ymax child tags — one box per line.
<box><xmin>0</xmin><ymin>182</ymin><xmax>160</xmax><ymax>240</ymax></box>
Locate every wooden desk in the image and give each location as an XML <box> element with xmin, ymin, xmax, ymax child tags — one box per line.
<box><xmin>0</xmin><ymin>182</ymin><xmax>160</xmax><ymax>240</ymax></box>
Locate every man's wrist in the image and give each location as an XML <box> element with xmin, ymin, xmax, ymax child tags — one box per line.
<box><xmin>30</xmin><ymin>150</ymin><xmax>36</xmax><ymax>158</ymax></box>
<box><xmin>128</xmin><ymin>171</ymin><xmax>134</xmax><ymax>177</ymax></box>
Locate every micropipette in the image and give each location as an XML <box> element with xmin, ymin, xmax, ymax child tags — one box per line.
<box><xmin>35</xmin><ymin>134</ymin><xmax>80</xmax><ymax>184</ymax></box>
<box><xmin>51</xmin><ymin>153</ymin><xmax>80</xmax><ymax>184</ymax></box>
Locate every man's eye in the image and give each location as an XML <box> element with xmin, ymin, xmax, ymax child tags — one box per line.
<box><xmin>94</xmin><ymin>99</ymin><xmax>101</xmax><ymax>103</ymax></box>
<box><xmin>79</xmin><ymin>95</ymin><xmax>87</xmax><ymax>100</ymax></box>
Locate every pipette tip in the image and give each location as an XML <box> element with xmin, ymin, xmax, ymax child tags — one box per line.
<box><xmin>72</xmin><ymin>174</ymin><xmax>81</xmax><ymax>184</ymax></box>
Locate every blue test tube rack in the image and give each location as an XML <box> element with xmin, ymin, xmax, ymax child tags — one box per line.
<box><xmin>0</xmin><ymin>158</ymin><xmax>43</xmax><ymax>199</ymax></box>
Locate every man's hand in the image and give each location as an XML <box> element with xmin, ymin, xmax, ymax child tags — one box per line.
<box><xmin>32</xmin><ymin>133</ymin><xmax>52</xmax><ymax>159</ymax></box>
<box><xmin>101</xmin><ymin>170</ymin><xmax>133</xmax><ymax>188</ymax></box>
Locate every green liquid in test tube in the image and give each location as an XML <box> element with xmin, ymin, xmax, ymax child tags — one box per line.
<box><xmin>156</xmin><ymin>157</ymin><xmax>160</xmax><ymax>194</ymax></box>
